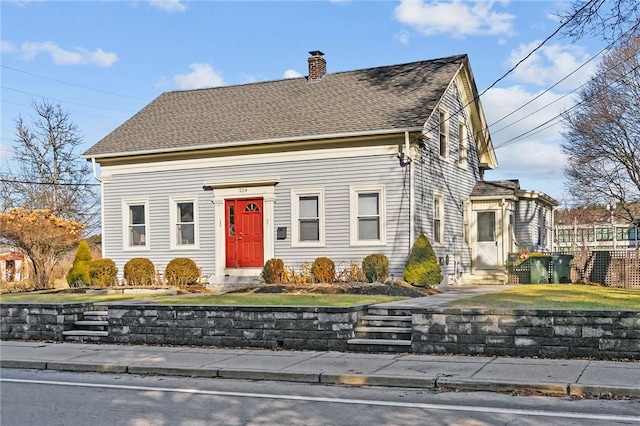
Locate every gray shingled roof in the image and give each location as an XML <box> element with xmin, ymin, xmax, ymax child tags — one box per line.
<box><xmin>84</xmin><ymin>54</ymin><xmax>468</xmax><ymax>158</ymax></box>
<box><xmin>471</xmin><ymin>180</ymin><xmax>520</xmax><ymax>198</ymax></box>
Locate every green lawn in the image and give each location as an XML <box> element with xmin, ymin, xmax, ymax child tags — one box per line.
<box><xmin>0</xmin><ymin>291</ymin><xmax>173</xmax><ymax>304</ymax></box>
<box><xmin>448</xmin><ymin>284</ymin><xmax>640</xmax><ymax>310</ymax></box>
<box><xmin>155</xmin><ymin>293</ymin><xmax>408</xmax><ymax>306</ymax></box>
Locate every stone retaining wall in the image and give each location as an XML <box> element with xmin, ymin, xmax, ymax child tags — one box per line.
<box><xmin>106</xmin><ymin>304</ymin><xmax>367</xmax><ymax>351</ymax></box>
<box><xmin>0</xmin><ymin>304</ymin><xmax>91</xmax><ymax>341</ymax></box>
<box><xmin>412</xmin><ymin>308</ymin><xmax>640</xmax><ymax>360</ymax></box>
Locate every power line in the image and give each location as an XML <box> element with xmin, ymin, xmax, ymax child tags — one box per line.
<box><xmin>1</xmin><ymin>86</ymin><xmax>136</xmax><ymax>112</ymax></box>
<box><xmin>1</xmin><ymin>64</ymin><xmax>151</xmax><ymax>101</ymax></box>
<box><xmin>0</xmin><ymin>177</ymin><xmax>100</xmax><ymax>187</ymax></box>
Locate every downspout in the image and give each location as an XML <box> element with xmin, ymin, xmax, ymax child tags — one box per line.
<box><xmin>405</xmin><ymin>131</ymin><xmax>415</xmax><ymax>246</ymax></box>
<box><xmin>91</xmin><ymin>158</ymin><xmax>106</xmax><ymax>260</ymax></box>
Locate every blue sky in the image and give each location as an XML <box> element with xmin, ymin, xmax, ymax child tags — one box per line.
<box><xmin>1</xmin><ymin>1</ymin><xmax>609</xmax><ymax>205</ymax></box>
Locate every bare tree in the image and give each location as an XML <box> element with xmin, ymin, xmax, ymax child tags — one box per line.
<box><xmin>557</xmin><ymin>0</ymin><xmax>640</xmax><ymax>43</ymax></box>
<box><xmin>1</xmin><ymin>99</ymin><xmax>99</xmax><ymax>231</ymax></box>
<box><xmin>561</xmin><ymin>35</ymin><xmax>640</xmax><ymax>222</ymax></box>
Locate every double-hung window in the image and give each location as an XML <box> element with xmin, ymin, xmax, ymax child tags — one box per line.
<box><xmin>458</xmin><ymin>119</ymin><xmax>467</xmax><ymax>168</ymax></box>
<box><xmin>171</xmin><ymin>198</ymin><xmax>198</xmax><ymax>248</ymax></box>
<box><xmin>350</xmin><ymin>185</ymin><xmax>386</xmax><ymax>246</ymax></box>
<box><xmin>433</xmin><ymin>191</ymin><xmax>444</xmax><ymax>244</ymax></box>
<box><xmin>439</xmin><ymin>109</ymin><xmax>449</xmax><ymax>159</ymax></box>
<box><xmin>291</xmin><ymin>189</ymin><xmax>325</xmax><ymax>247</ymax></box>
<box><xmin>123</xmin><ymin>200</ymin><xmax>149</xmax><ymax>250</ymax></box>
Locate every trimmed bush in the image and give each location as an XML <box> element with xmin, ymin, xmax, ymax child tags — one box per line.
<box><xmin>403</xmin><ymin>234</ymin><xmax>443</xmax><ymax>288</ymax></box>
<box><xmin>124</xmin><ymin>257</ymin><xmax>156</xmax><ymax>287</ymax></box>
<box><xmin>362</xmin><ymin>253</ymin><xmax>389</xmax><ymax>283</ymax></box>
<box><xmin>66</xmin><ymin>240</ymin><xmax>92</xmax><ymax>287</ymax></box>
<box><xmin>165</xmin><ymin>257</ymin><xmax>200</xmax><ymax>286</ymax></box>
<box><xmin>262</xmin><ymin>258</ymin><xmax>285</xmax><ymax>284</ymax></box>
<box><xmin>89</xmin><ymin>259</ymin><xmax>118</xmax><ymax>287</ymax></box>
<box><xmin>311</xmin><ymin>256</ymin><xmax>335</xmax><ymax>283</ymax></box>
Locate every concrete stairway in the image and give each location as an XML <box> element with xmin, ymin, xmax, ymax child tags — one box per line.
<box><xmin>347</xmin><ymin>307</ymin><xmax>412</xmax><ymax>353</ymax></box>
<box><xmin>63</xmin><ymin>309</ymin><xmax>109</xmax><ymax>342</ymax></box>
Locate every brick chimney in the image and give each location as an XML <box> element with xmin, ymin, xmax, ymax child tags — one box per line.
<box><xmin>308</xmin><ymin>50</ymin><xmax>326</xmax><ymax>82</ymax></box>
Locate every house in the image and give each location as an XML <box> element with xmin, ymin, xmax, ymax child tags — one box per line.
<box><xmin>0</xmin><ymin>246</ymin><xmax>28</xmax><ymax>282</ymax></box>
<box><xmin>83</xmin><ymin>51</ymin><xmax>556</xmax><ymax>285</ymax></box>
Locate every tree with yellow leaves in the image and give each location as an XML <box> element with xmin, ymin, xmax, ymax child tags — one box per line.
<box><xmin>0</xmin><ymin>208</ymin><xmax>84</xmax><ymax>289</ymax></box>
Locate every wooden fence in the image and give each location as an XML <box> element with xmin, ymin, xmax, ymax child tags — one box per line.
<box><xmin>508</xmin><ymin>250</ymin><xmax>640</xmax><ymax>289</ymax></box>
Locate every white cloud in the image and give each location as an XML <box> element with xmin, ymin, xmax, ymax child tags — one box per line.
<box><xmin>13</xmin><ymin>41</ymin><xmax>118</xmax><ymax>66</ymax></box>
<box><xmin>173</xmin><ymin>63</ymin><xmax>224</xmax><ymax>89</ymax></box>
<box><xmin>1</xmin><ymin>41</ymin><xmax>17</xmax><ymax>53</ymax></box>
<box><xmin>505</xmin><ymin>41</ymin><xmax>596</xmax><ymax>89</ymax></box>
<box><xmin>395</xmin><ymin>30</ymin><xmax>410</xmax><ymax>45</ymax></box>
<box><xmin>149</xmin><ymin>0</ymin><xmax>186</xmax><ymax>13</ymax></box>
<box><xmin>394</xmin><ymin>0</ymin><xmax>515</xmax><ymax>39</ymax></box>
<box><xmin>283</xmin><ymin>69</ymin><xmax>302</xmax><ymax>79</ymax></box>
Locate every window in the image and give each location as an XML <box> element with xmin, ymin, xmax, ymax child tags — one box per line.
<box><xmin>291</xmin><ymin>189</ymin><xmax>325</xmax><ymax>247</ymax></box>
<box><xmin>596</xmin><ymin>227</ymin><xmax>612</xmax><ymax>241</ymax></box>
<box><xmin>433</xmin><ymin>192</ymin><xmax>444</xmax><ymax>244</ymax></box>
<box><xmin>350</xmin><ymin>185</ymin><xmax>386</xmax><ymax>246</ymax></box>
<box><xmin>439</xmin><ymin>109</ymin><xmax>449</xmax><ymax>158</ymax></box>
<box><xmin>123</xmin><ymin>200</ymin><xmax>149</xmax><ymax>250</ymax></box>
<box><xmin>576</xmin><ymin>228</ymin><xmax>595</xmax><ymax>243</ymax></box>
<box><xmin>536</xmin><ymin>207</ymin><xmax>545</xmax><ymax>246</ymax></box>
<box><xmin>557</xmin><ymin>229</ymin><xmax>574</xmax><ymax>243</ymax></box>
<box><xmin>457</xmin><ymin>120</ymin><xmax>467</xmax><ymax>168</ymax></box>
<box><xmin>171</xmin><ymin>198</ymin><xmax>198</xmax><ymax>248</ymax></box>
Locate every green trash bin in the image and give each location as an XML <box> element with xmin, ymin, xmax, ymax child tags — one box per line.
<box><xmin>552</xmin><ymin>253</ymin><xmax>573</xmax><ymax>283</ymax></box>
<box><xmin>529</xmin><ymin>255</ymin><xmax>551</xmax><ymax>283</ymax></box>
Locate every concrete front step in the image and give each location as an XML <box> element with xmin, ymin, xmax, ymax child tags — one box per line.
<box><xmin>83</xmin><ymin>311</ymin><xmax>109</xmax><ymax>317</ymax></box>
<box><xmin>347</xmin><ymin>338</ymin><xmax>411</xmax><ymax>346</ymax></box>
<box><xmin>74</xmin><ymin>320</ymin><xmax>108</xmax><ymax>326</ymax></box>
<box><xmin>347</xmin><ymin>338</ymin><xmax>412</xmax><ymax>353</ymax></box>
<box><xmin>355</xmin><ymin>327</ymin><xmax>412</xmax><ymax>333</ymax></box>
<box><xmin>63</xmin><ymin>330</ymin><xmax>108</xmax><ymax>337</ymax></box>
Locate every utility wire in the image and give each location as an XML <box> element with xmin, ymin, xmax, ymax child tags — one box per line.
<box><xmin>0</xmin><ymin>177</ymin><xmax>100</xmax><ymax>187</ymax></box>
<box><xmin>1</xmin><ymin>64</ymin><xmax>151</xmax><ymax>101</ymax></box>
<box><xmin>1</xmin><ymin>86</ymin><xmax>136</xmax><ymax>112</ymax></box>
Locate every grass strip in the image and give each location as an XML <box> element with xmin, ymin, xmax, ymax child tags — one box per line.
<box><xmin>155</xmin><ymin>293</ymin><xmax>408</xmax><ymax>306</ymax></box>
<box><xmin>0</xmin><ymin>292</ymin><xmax>172</xmax><ymax>304</ymax></box>
<box><xmin>448</xmin><ymin>284</ymin><xmax>640</xmax><ymax>310</ymax></box>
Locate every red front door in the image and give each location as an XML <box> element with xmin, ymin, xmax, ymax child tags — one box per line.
<box><xmin>225</xmin><ymin>198</ymin><xmax>264</xmax><ymax>268</ymax></box>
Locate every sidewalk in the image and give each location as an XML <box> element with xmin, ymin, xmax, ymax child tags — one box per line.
<box><xmin>2</xmin><ymin>340</ymin><xmax>639</xmax><ymax>398</ymax></box>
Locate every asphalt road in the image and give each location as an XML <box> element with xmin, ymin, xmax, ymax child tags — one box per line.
<box><xmin>2</xmin><ymin>369</ymin><xmax>639</xmax><ymax>426</ymax></box>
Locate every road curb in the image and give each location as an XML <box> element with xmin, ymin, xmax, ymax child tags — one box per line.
<box><xmin>127</xmin><ymin>365</ymin><xmax>219</xmax><ymax>378</ymax></box>
<box><xmin>46</xmin><ymin>362</ymin><xmax>127</xmax><ymax>373</ymax></box>
<box><xmin>0</xmin><ymin>360</ymin><xmax>47</xmax><ymax>370</ymax></box>
<box><xmin>217</xmin><ymin>369</ymin><xmax>321</xmax><ymax>383</ymax></box>
<box><xmin>321</xmin><ymin>374</ymin><xmax>436</xmax><ymax>388</ymax></box>
<box><xmin>435</xmin><ymin>377</ymin><xmax>569</xmax><ymax>396</ymax></box>
<box><xmin>569</xmin><ymin>384</ymin><xmax>640</xmax><ymax>399</ymax></box>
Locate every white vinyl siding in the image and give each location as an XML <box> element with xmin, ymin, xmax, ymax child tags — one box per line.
<box><xmin>291</xmin><ymin>188</ymin><xmax>325</xmax><ymax>247</ymax></box>
<box><xmin>350</xmin><ymin>185</ymin><xmax>386</xmax><ymax>246</ymax></box>
<box><xmin>122</xmin><ymin>199</ymin><xmax>149</xmax><ymax>250</ymax></box>
<box><xmin>170</xmin><ymin>197</ymin><xmax>198</xmax><ymax>249</ymax></box>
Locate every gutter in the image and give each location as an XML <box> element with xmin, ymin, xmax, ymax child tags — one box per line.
<box><xmin>82</xmin><ymin>127</ymin><xmax>424</xmax><ymax>160</ymax></box>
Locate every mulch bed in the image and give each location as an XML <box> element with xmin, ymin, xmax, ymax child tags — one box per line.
<box><xmin>231</xmin><ymin>282</ymin><xmax>440</xmax><ymax>298</ymax></box>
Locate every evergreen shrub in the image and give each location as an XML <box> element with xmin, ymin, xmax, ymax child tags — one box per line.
<box><xmin>403</xmin><ymin>234</ymin><xmax>443</xmax><ymax>288</ymax></box>
<box><xmin>362</xmin><ymin>253</ymin><xmax>389</xmax><ymax>283</ymax></box>
<box><xmin>262</xmin><ymin>258</ymin><xmax>285</xmax><ymax>284</ymax></box>
<box><xmin>124</xmin><ymin>257</ymin><xmax>156</xmax><ymax>286</ymax></box>
<box><xmin>89</xmin><ymin>259</ymin><xmax>118</xmax><ymax>287</ymax></box>
<box><xmin>311</xmin><ymin>256</ymin><xmax>335</xmax><ymax>283</ymax></box>
<box><xmin>66</xmin><ymin>240</ymin><xmax>92</xmax><ymax>287</ymax></box>
<box><xmin>165</xmin><ymin>257</ymin><xmax>200</xmax><ymax>286</ymax></box>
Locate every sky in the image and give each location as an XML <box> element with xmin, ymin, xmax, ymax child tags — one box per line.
<box><xmin>0</xmin><ymin>0</ymin><xmax>611</xmax><ymax>207</ymax></box>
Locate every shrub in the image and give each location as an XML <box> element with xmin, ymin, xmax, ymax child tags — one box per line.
<box><xmin>403</xmin><ymin>234</ymin><xmax>442</xmax><ymax>288</ymax></box>
<box><xmin>66</xmin><ymin>240</ymin><xmax>92</xmax><ymax>287</ymax></box>
<box><xmin>311</xmin><ymin>256</ymin><xmax>335</xmax><ymax>283</ymax></box>
<box><xmin>89</xmin><ymin>259</ymin><xmax>118</xmax><ymax>288</ymax></box>
<box><xmin>124</xmin><ymin>257</ymin><xmax>156</xmax><ymax>287</ymax></box>
<box><xmin>362</xmin><ymin>254</ymin><xmax>389</xmax><ymax>283</ymax></box>
<box><xmin>335</xmin><ymin>261</ymin><xmax>366</xmax><ymax>283</ymax></box>
<box><xmin>262</xmin><ymin>258</ymin><xmax>285</xmax><ymax>284</ymax></box>
<box><xmin>165</xmin><ymin>257</ymin><xmax>200</xmax><ymax>287</ymax></box>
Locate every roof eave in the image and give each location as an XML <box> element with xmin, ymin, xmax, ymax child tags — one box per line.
<box><xmin>82</xmin><ymin>127</ymin><xmax>424</xmax><ymax>160</ymax></box>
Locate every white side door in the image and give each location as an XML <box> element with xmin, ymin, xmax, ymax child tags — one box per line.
<box><xmin>476</xmin><ymin>210</ymin><xmax>498</xmax><ymax>270</ymax></box>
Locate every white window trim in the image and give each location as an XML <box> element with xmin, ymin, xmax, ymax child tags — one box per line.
<box><xmin>291</xmin><ymin>188</ymin><xmax>325</xmax><ymax>247</ymax></box>
<box><xmin>438</xmin><ymin>108</ymin><xmax>449</xmax><ymax>160</ymax></box>
<box><xmin>169</xmin><ymin>196</ymin><xmax>199</xmax><ymax>250</ymax></box>
<box><xmin>457</xmin><ymin>118</ymin><xmax>468</xmax><ymax>169</ymax></box>
<box><xmin>122</xmin><ymin>199</ymin><xmax>150</xmax><ymax>251</ymax></box>
<box><xmin>349</xmin><ymin>185</ymin><xmax>386</xmax><ymax>246</ymax></box>
<box><xmin>433</xmin><ymin>190</ymin><xmax>445</xmax><ymax>245</ymax></box>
